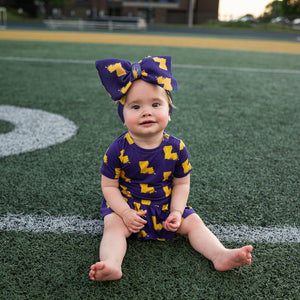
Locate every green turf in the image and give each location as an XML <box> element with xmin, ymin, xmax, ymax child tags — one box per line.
<box><xmin>1</xmin><ymin>41</ymin><xmax>299</xmax><ymax>225</ymax></box>
<box><xmin>0</xmin><ymin>38</ymin><xmax>299</xmax><ymax>298</ymax></box>
<box><xmin>1</xmin><ymin>232</ymin><xmax>299</xmax><ymax>299</ymax></box>
<box><xmin>0</xmin><ymin>120</ymin><xmax>14</xmax><ymax>134</ymax></box>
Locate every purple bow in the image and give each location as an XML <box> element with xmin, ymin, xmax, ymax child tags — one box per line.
<box><xmin>95</xmin><ymin>56</ymin><xmax>177</xmax><ymax>122</ymax></box>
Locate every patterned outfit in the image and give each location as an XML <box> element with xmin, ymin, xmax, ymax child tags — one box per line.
<box><xmin>96</xmin><ymin>56</ymin><xmax>194</xmax><ymax>240</ymax></box>
<box><xmin>100</xmin><ymin>132</ymin><xmax>195</xmax><ymax>241</ymax></box>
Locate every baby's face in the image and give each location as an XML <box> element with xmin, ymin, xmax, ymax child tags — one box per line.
<box><xmin>123</xmin><ymin>80</ymin><xmax>170</xmax><ymax>140</ymax></box>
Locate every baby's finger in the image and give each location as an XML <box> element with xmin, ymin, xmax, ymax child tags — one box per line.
<box><xmin>131</xmin><ymin>225</ymin><xmax>145</xmax><ymax>233</ymax></box>
<box><xmin>137</xmin><ymin>210</ymin><xmax>147</xmax><ymax>216</ymax></box>
<box><xmin>137</xmin><ymin>211</ymin><xmax>147</xmax><ymax>224</ymax></box>
<box><xmin>163</xmin><ymin>221</ymin><xmax>172</xmax><ymax>231</ymax></box>
<box><xmin>163</xmin><ymin>220</ymin><xmax>179</xmax><ymax>232</ymax></box>
<box><xmin>138</xmin><ymin>218</ymin><xmax>147</xmax><ymax>225</ymax></box>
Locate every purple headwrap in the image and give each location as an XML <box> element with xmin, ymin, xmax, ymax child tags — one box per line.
<box><xmin>95</xmin><ymin>56</ymin><xmax>177</xmax><ymax>122</ymax></box>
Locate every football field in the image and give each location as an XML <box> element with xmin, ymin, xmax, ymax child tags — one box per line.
<box><xmin>0</xmin><ymin>29</ymin><xmax>299</xmax><ymax>299</ymax></box>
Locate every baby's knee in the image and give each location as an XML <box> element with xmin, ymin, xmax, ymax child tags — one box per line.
<box><xmin>103</xmin><ymin>214</ymin><xmax>131</xmax><ymax>236</ymax></box>
<box><xmin>178</xmin><ymin>213</ymin><xmax>204</xmax><ymax>234</ymax></box>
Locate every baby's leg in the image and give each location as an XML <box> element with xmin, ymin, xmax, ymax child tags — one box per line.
<box><xmin>177</xmin><ymin>214</ymin><xmax>253</xmax><ymax>271</ymax></box>
<box><xmin>89</xmin><ymin>214</ymin><xmax>131</xmax><ymax>281</ymax></box>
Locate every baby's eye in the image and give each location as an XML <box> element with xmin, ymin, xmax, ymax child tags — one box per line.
<box><xmin>152</xmin><ymin>103</ymin><xmax>160</xmax><ymax>107</ymax></box>
<box><xmin>132</xmin><ymin>105</ymin><xmax>140</xmax><ymax>109</ymax></box>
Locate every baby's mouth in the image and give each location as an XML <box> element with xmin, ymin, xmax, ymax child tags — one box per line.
<box><xmin>140</xmin><ymin>120</ymin><xmax>155</xmax><ymax>125</ymax></box>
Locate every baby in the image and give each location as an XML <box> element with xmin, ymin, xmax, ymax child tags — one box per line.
<box><xmin>89</xmin><ymin>56</ymin><xmax>253</xmax><ymax>281</ymax></box>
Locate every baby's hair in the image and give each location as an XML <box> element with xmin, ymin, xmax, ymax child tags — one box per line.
<box><xmin>166</xmin><ymin>91</ymin><xmax>177</xmax><ymax>110</ymax></box>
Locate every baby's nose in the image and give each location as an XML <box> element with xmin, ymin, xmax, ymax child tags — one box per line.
<box><xmin>142</xmin><ymin>110</ymin><xmax>152</xmax><ymax>117</ymax></box>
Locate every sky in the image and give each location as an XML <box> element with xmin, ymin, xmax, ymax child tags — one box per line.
<box><xmin>218</xmin><ymin>0</ymin><xmax>273</xmax><ymax>20</ymax></box>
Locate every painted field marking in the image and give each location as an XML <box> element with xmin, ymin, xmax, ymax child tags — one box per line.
<box><xmin>1</xmin><ymin>30</ymin><xmax>300</xmax><ymax>54</ymax></box>
<box><xmin>0</xmin><ymin>214</ymin><xmax>299</xmax><ymax>243</ymax></box>
<box><xmin>1</xmin><ymin>56</ymin><xmax>300</xmax><ymax>75</ymax></box>
<box><xmin>0</xmin><ymin>105</ymin><xmax>78</xmax><ymax>157</ymax></box>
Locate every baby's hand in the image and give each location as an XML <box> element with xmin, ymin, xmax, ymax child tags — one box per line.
<box><xmin>121</xmin><ymin>209</ymin><xmax>147</xmax><ymax>233</ymax></box>
<box><xmin>163</xmin><ymin>211</ymin><xmax>182</xmax><ymax>232</ymax></box>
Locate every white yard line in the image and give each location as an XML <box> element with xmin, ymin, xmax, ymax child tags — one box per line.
<box><xmin>0</xmin><ymin>214</ymin><xmax>299</xmax><ymax>243</ymax></box>
<box><xmin>0</xmin><ymin>105</ymin><xmax>77</xmax><ymax>157</ymax></box>
<box><xmin>1</xmin><ymin>56</ymin><xmax>300</xmax><ymax>74</ymax></box>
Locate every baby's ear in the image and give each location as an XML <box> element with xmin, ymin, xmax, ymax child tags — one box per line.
<box><xmin>168</xmin><ymin>115</ymin><xmax>171</xmax><ymax>121</ymax></box>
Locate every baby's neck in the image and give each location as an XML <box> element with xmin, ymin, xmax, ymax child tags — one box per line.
<box><xmin>129</xmin><ymin>132</ymin><xmax>164</xmax><ymax>149</ymax></box>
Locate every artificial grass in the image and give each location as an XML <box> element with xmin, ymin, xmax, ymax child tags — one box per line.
<box><xmin>1</xmin><ymin>39</ymin><xmax>300</xmax><ymax>70</ymax></box>
<box><xmin>0</xmin><ymin>37</ymin><xmax>299</xmax><ymax>299</ymax></box>
<box><xmin>1</xmin><ymin>231</ymin><xmax>299</xmax><ymax>299</ymax></box>
<box><xmin>0</xmin><ymin>120</ymin><xmax>14</xmax><ymax>134</ymax></box>
<box><xmin>1</xmin><ymin>40</ymin><xmax>299</xmax><ymax>226</ymax></box>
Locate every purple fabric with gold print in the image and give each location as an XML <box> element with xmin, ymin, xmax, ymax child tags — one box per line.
<box><xmin>95</xmin><ymin>56</ymin><xmax>178</xmax><ymax>122</ymax></box>
<box><xmin>100</xmin><ymin>132</ymin><xmax>195</xmax><ymax>241</ymax></box>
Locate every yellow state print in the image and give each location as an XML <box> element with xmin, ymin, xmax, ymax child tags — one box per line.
<box><xmin>138</xmin><ymin>230</ymin><xmax>148</xmax><ymax>238</ymax></box>
<box><xmin>153</xmin><ymin>57</ymin><xmax>167</xmax><ymax>70</ymax></box>
<box><xmin>120</xmin><ymin>185</ymin><xmax>132</xmax><ymax>198</ymax></box>
<box><xmin>120</xmin><ymin>81</ymin><xmax>132</xmax><ymax>95</ymax></box>
<box><xmin>141</xmin><ymin>70</ymin><xmax>148</xmax><ymax>77</ymax></box>
<box><xmin>115</xmin><ymin>168</ymin><xmax>121</xmax><ymax>178</ymax></box>
<box><xmin>140</xmin><ymin>183</ymin><xmax>156</xmax><ymax>194</ymax></box>
<box><xmin>152</xmin><ymin>216</ymin><xmax>163</xmax><ymax>230</ymax></box>
<box><xmin>139</xmin><ymin>161</ymin><xmax>155</xmax><ymax>174</ymax></box>
<box><xmin>124</xmin><ymin>133</ymin><xmax>134</xmax><ymax>144</ymax></box>
<box><xmin>106</xmin><ymin>62</ymin><xmax>126</xmax><ymax>77</ymax></box>
<box><xmin>118</xmin><ymin>96</ymin><xmax>126</xmax><ymax>105</ymax></box>
<box><xmin>120</xmin><ymin>170</ymin><xmax>131</xmax><ymax>182</ymax></box>
<box><xmin>163</xmin><ymin>171</ymin><xmax>172</xmax><ymax>181</ymax></box>
<box><xmin>119</xmin><ymin>149</ymin><xmax>130</xmax><ymax>164</ymax></box>
<box><xmin>133</xmin><ymin>202</ymin><xmax>145</xmax><ymax>212</ymax></box>
<box><xmin>157</xmin><ymin>76</ymin><xmax>172</xmax><ymax>90</ymax></box>
<box><xmin>163</xmin><ymin>185</ymin><xmax>172</xmax><ymax>198</ymax></box>
<box><xmin>182</xmin><ymin>159</ymin><xmax>192</xmax><ymax>174</ymax></box>
<box><xmin>162</xmin><ymin>204</ymin><xmax>169</xmax><ymax>211</ymax></box>
<box><xmin>179</xmin><ymin>140</ymin><xmax>185</xmax><ymax>150</ymax></box>
<box><xmin>163</xmin><ymin>145</ymin><xmax>178</xmax><ymax>160</ymax></box>
<box><xmin>163</xmin><ymin>132</ymin><xmax>170</xmax><ymax>139</ymax></box>
<box><xmin>141</xmin><ymin>199</ymin><xmax>151</xmax><ymax>205</ymax></box>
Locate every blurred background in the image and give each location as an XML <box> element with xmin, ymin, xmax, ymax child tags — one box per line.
<box><xmin>0</xmin><ymin>1</ymin><xmax>299</xmax><ymax>33</ymax></box>
<box><xmin>0</xmin><ymin>0</ymin><xmax>300</xmax><ymax>30</ymax></box>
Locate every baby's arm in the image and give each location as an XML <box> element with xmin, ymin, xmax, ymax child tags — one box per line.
<box><xmin>101</xmin><ymin>175</ymin><xmax>147</xmax><ymax>233</ymax></box>
<box><xmin>163</xmin><ymin>174</ymin><xmax>190</xmax><ymax>232</ymax></box>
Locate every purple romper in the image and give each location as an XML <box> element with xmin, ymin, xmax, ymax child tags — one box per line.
<box><xmin>100</xmin><ymin>132</ymin><xmax>195</xmax><ymax>241</ymax></box>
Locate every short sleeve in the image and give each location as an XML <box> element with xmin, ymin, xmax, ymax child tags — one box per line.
<box><xmin>173</xmin><ymin>140</ymin><xmax>192</xmax><ymax>178</ymax></box>
<box><xmin>100</xmin><ymin>141</ymin><xmax>122</xmax><ymax>179</ymax></box>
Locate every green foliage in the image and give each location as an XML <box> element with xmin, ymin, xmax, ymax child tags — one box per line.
<box><xmin>264</xmin><ymin>0</ymin><xmax>300</xmax><ymax>19</ymax></box>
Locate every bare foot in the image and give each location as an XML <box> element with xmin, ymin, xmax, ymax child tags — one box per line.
<box><xmin>213</xmin><ymin>245</ymin><xmax>253</xmax><ymax>271</ymax></box>
<box><xmin>89</xmin><ymin>261</ymin><xmax>122</xmax><ymax>281</ymax></box>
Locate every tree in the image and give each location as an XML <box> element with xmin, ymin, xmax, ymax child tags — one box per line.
<box><xmin>264</xmin><ymin>0</ymin><xmax>300</xmax><ymax>19</ymax></box>
<box><xmin>4</xmin><ymin>0</ymin><xmax>39</xmax><ymax>18</ymax></box>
